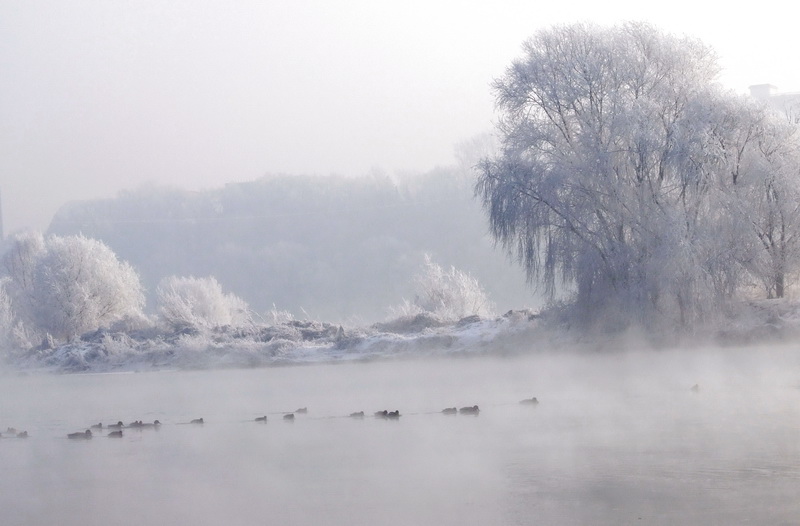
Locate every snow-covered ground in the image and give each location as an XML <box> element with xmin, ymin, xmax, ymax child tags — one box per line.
<box><xmin>3</xmin><ymin>311</ymin><xmax>542</xmax><ymax>373</ymax></box>
<box><xmin>5</xmin><ymin>299</ymin><xmax>800</xmax><ymax>374</ymax></box>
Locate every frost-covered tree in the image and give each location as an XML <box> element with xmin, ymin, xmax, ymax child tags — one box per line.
<box><xmin>1</xmin><ymin>231</ymin><xmax>45</xmax><ymax>326</ymax></box>
<box><xmin>750</xmin><ymin>142</ymin><xmax>800</xmax><ymax>297</ymax></box>
<box><xmin>476</xmin><ymin>22</ymin><xmax>768</xmax><ymax>329</ymax></box>
<box><xmin>690</xmin><ymin>92</ymin><xmax>800</xmax><ymax>299</ymax></box>
<box><xmin>0</xmin><ymin>279</ymin><xmax>18</xmax><ymax>351</ymax></box>
<box><xmin>0</xmin><ymin>277</ymin><xmax>34</xmax><ymax>353</ymax></box>
<box><xmin>157</xmin><ymin>275</ymin><xmax>251</xmax><ymax>331</ymax></box>
<box><xmin>0</xmin><ymin>233</ymin><xmax>146</xmax><ymax>341</ymax></box>
<box><xmin>394</xmin><ymin>255</ymin><xmax>494</xmax><ymax>321</ymax></box>
<box><xmin>32</xmin><ymin>235</ymin><xmax>145</xmax><ymax>340</ymax></box>
<box><xmin>738</xmin><ymin>109</ymin><xmax>800</xmax><ymax>298</ymax></box>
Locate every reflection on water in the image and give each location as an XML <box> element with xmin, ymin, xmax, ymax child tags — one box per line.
<box><xmin>2</xmin><ymin>347</ymin><xmax>800</xmax><ymax>525</ymax></box>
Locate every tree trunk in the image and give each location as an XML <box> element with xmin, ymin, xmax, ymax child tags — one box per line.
<box><xmin>775</xmin><ymin>273</ymin><xmax>785</xmax><ymax>298</ymax></box>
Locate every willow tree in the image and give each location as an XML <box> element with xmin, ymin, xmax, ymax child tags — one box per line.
<box><xmin>476</xmin><ymin>22</ymin><xmax>745</xmax><ymax>328</ymax></box>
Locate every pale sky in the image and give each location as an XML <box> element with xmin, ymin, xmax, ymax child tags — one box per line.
<box><xmin>1</xmin><ymin>1</ymin><xmax>798</xmax><ymax>234</ymax></box>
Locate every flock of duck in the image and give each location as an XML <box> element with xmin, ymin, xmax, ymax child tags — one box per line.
<box><xmin>3</xmin><ymin>385</ymin><xmax>702</xmax><ymax>441</ymax></box>
<box><xmin>1</xmin><ymin>397</ymin><xmax>542</xmax><ymax>440</ymax></box>
<box><xmin>60</xmin><ymin>418</ymin><xmax>196</xmax><ymax>439</ymax></box>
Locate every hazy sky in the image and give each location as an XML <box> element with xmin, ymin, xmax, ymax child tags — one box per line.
<box><xmin>1</xmin><ymin>1</ymin><xmax>798</xmax><ymax>234</ymax></box>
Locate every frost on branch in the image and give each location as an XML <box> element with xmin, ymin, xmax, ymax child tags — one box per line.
<box><xmin>1</xmin><ymin>233</ymin><xmax>145</xmax><ymax>342</ymax></box>
<box><xmin>157</xmin><ymin>275</ymin><xmax>251</xmax><ymax>332</ymax></box>
<box><xmin>477</xmin><ymin>22</ymin><xmax>800</xmax><ymax>331</ymax></box>
<box><xmin>391</xmin><ymin>254</ymin><xmax>494</xmax><ymax>322</ymax></box>
<box><xmin>0</xmin><ymin>278</ymin><xmax>31</xmax><ymax>354</ymax></box>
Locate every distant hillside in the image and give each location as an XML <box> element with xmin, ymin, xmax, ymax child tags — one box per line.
<box><xmin>48</xmin><ymin>170</ymin><xmax>538</xmax><ymax>323</ymax></box>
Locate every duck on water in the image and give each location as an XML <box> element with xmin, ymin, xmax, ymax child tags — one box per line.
<box><xmin>1</xmin><ymin>430</ymin><xmax>28</xmax><ymax>438</ymax></box>
<box><xmin>128</xmin><ymin>420</ymin><xmax>161</xmax><ymax>429</ymax></box>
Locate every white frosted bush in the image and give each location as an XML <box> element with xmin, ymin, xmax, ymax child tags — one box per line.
<box><xmin>1</xmin><ymin>231</ymin><xmax>45</xmax><ymax>332</ymax></box>
<box><xmin>265</xmin><ymin>303</ymin><xmax>295</xmax><ymax>325</ymax></box>
<box><xmin>395</xmin><ymin>255</ymin><xmax>494</xmax><ymax>321</ymax></box>
<box><xmin>1</xmin><ymin>233</ymin><xmax>146</xmax><ymax>342</ymax></box>
<box><xmin>388</xmin><ymin>298</ymin><xmax>424</xmax><ymax>318</ymax></box>
<box><xmin>157</xmin><ymin>275</ymin><xmax>251</xmax><ymax>331</ymax></box>
<box><xmin>0</xmin><ymin>278</ymin><xmax>24</xmax><ymax>353</ymax></box>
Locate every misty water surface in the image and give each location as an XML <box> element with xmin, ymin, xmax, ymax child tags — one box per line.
<box><xmin>2</xmin><ymin>347</ymin><xmax>800</xmax><ymax>525</ymax></box>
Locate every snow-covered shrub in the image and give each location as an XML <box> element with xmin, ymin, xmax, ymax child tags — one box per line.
<box><xmin>265</xmin><ymin>303</ymin><xmax>295</xmax><ymax>325</ymax></box>
<box><xmin>100</xmin><ymin>331</ymin><xmax>138</xmax><ymax>357</ymax></box>
<box><xmin>0</xmin><ymin>233</ymin><xmax>146</xmax><ymax>342</ymax></box>
<box><xmin>1</xmin><ymin>231</ymin><xmax>45</xmax><ymax>331</ymax></box>
<box><xmin>389</xmin><ymin>298</ymin><xmax>424</xmax><ymax>318</ymax></box>
<box><xmin>392</xmin><ymin>255</ymin><xmax>494</xmax><ymax>322</ymax></box>
<box><xmin>106</xmin><ymin>311</ymin><xmax>155</xmax><ymax>336</ymax></box>
<box><xmin>157</xmin><ymin>275</ymin><xmax>251</xmax><ymax>331</ymax></box>
<box><xmin>0</xmin><ymin>279</ymin><xmax>14</xmax><ymax>334</ymax></box>
<box><xmin>0</xmin><ymin>278</ymin><xmax>27</xmax><ymax>355</ymax></box>
<box><xmin>374</xmin><ymin>311</ymin><xmax>447</xmax><ymax>334</ymax></box>
<box><xmin>33</xmin><ymin>235</ymin><xmax>145</xmax><ymax>341</ymax></box>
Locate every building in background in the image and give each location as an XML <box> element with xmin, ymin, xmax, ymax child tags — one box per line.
<box><xmin>750</xmin><ymin>84</ymin><xmax>800</xmax><ymax>123</ymax></box>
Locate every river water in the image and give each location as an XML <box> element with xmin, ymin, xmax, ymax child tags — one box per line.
<box><xmin>2</xmin><ymin>346</ymin><xmax>800</xmax><ymax>525</ymax></box>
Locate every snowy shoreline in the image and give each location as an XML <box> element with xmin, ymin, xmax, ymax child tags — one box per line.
<box><xmin>3</xmin><ymin>311</ymin><xmax>541</xmax><ymax>374</ymax></box>
<box><xmin>5</xmin><ymin>299</ymin><xmax>800</xmax><ymax>374</ymax></box>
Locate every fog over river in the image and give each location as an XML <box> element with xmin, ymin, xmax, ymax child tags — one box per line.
<box><xmin>2</xmin><ymin>347</ymin><xmax>800</xmax><ymax>525</ymax></box>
